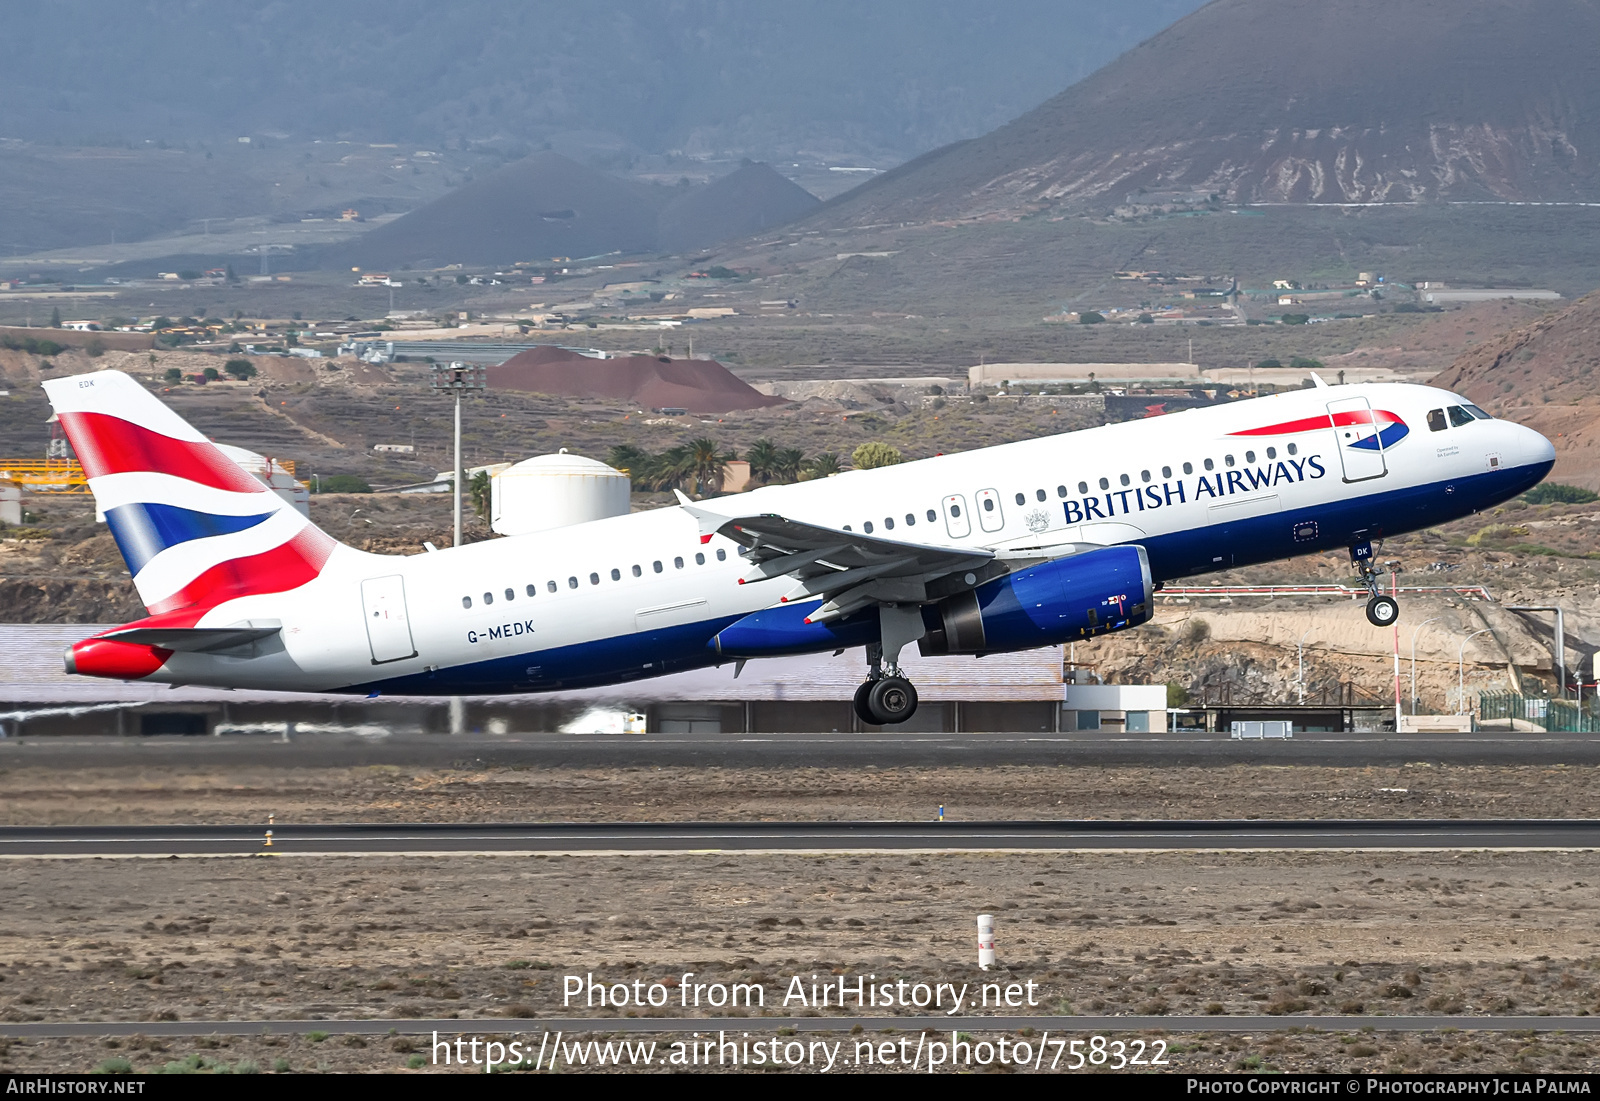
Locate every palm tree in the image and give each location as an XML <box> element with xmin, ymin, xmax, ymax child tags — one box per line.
<box><xmin>687</xmin><ymin>437</ymin><xmax>735</xmax><ymax>496</ymax></box>
<box><xmin>802</xmin><ymin>452</ymin><xmax>842</xmax><ymax>480</ymax></box>
<box><xmin>745</xmin><ymin>438</ymin><xmax>780</xmax><ymax>485</ymax></box>
<box><xmin>774</xmin><ymin>448</ymin><xmax>806</xmax><ymax>483</ymax></box>
<box><xmin>606</xmin><ymin>444</ymin><xmax>649</xmax><ymax>476</ymax></box>
<box><xmin>468</xmin><ymin>469</ymin><xmax>492</xmax><ymax>519</ymax></box>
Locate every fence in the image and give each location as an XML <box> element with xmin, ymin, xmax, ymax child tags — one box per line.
<box><xmin>1479</xmin><ymin>691</ymin><xmax>1600</xmax><ymax>733</ymax></box>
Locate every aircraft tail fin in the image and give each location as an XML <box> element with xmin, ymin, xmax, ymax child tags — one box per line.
<box><xmin>41</xmin><ymin>370</ymin><xmax>337</xmax><ymax>620</ymax></box>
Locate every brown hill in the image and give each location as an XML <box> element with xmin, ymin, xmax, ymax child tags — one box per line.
<box><xmin>1432</xmin><ymin>290</ymin><xmax>1600</xmax><ymax>490</ymax></box>
<box><xmin>487</xmin><ymin>346</ymin><xmax>786</xmax><ymax>415</ymax></box>
<box><xmin>814</xmin><ymin>0</ymin><xmax>1600</xmax><ymax>226</ymax></box>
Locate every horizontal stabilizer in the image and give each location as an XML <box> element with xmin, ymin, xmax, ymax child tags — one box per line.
<box><xmin>98</xmin><ymin>625</ymin><xmax>282</xmax><ymax>653</ymax></box>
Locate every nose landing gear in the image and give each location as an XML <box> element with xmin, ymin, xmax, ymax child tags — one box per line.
<box><xmin>1351</xmin><ymin>540</ymin><xmax>1400</xmax><ymax>627</ymax></box>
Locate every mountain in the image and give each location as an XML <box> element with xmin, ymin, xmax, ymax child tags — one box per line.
<box><xmin>1433</xmin><ymin>290</ymin><xmax>1600</xmax><ymax>489</ymax></box>
<box><xmin>2</xmin><ymin>1</ymin><xmax>1203</xmax><ymax>163</ymax></box>
<box><xmin>340</xmin><ymin>154</ymin><xmax>823</xmax><ymax>268</ymax></box>
<box><xmin>341</xmin><ymin>152</ymin><xmax>665</xmax><ymax>269</ymax></box>
<box><xmin>814</xmin><ymin>0</ymin><xmax>1600</xmax><ymax>226</ymax></box>
<box><xmin>657</xmin><ymin>164</ymin><xmax>821</xmax><ymax>254</ymax></box>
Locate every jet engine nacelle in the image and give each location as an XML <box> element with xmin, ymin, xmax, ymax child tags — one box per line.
<box><xmin>918</xmin><ymin>544</ymin><xmax>1152</xmax><ymax>656</ymax></box>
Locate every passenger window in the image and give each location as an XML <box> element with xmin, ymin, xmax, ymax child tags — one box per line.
<box><xmin>673</xmin><ymin>557</ymin><xmax>684</xmax><ymax>569</ymax></box>
<box><xmin>716</xmin><ymin>548</ymin><xmax>726</xmax><ymax>561</ymax></box>
<box><xmin>1182</xmin><ymin>462</ymin><xmax>1193</xmax><ymax>475</ymax></box>
<box><xmin>1225</xmin><ymin>454</ymin><xmax>1235</xmax><ymax>467</ymax></box>
<box><xmin>589</xmin><ymin>572</ymin><xmax>599</xmax><ymax>585</ymax></box>
<box><xmin>1057</xmin><ymin>485</ymin><xmax>1067</xmax><ymax>498</ymax></box>
<box><xmin>1427</xmin><ymin>408</ymin><xmax>1447</xmax><ymax>432</ymax></box>
<box><xmin>1161</xmin><ymin>466</ymin><xmax>1171</xmax><ymax>478</ymax></box>
<box><xmin>611</xmin><ymin>568</ymin><xmax>621</xmax><ymax>580</ymax></box>
<box><xmin>864</xmin><ymin>520</ymin><xmax>875</xmax><ymax>532</ymax></box>
<box><xmin>653</xmin><ymin>561</ymin><xmax>663</xmax><ymax>573</ymax></box>
<box><xmin>1203</xmin><ymin>458</ymin><xmax>1214</xmax><ymax>471</ymax></box>
<box><xmin>905</xmin><ymin>513</ymin><xmax>916</xmax><ymax>526</ymax></box>
<box><xmin>1140</xmin><ymin>470</ymin><xmax>1151</xmax><ymax>483</ymax></box>
<box><xmin>926</xmin><ymin>509</ymin><xmax>937</xmax><ymax>521</ymax></box>
<box><xmin>1448</xmin><ymin>405</ymin><xmax>1475</xmax><ymax>428</ymax></box>
<box><xmin>1244</xmin><ymin>451</ymin><xmax>1255</xmax><ymax>464</ymax></box>
<box><xmin>483</xmin><ymin>592</ymin><xmax>494</xmax><ymax>605</ymax></box>
<box><xmin>948</xmin><ymin>504</ymin><xmax>960</xmax><ymax>518</ymax></box>
<box><xmin>884</xmin><ymin>517</ymin><xmax>894</xmax><ymax>530</ymax></box>
<box><xmin>461</xmin><ymin>596</ymin><xmax>472</xmax><ymax>609</ymax></box>
<box><xmin>1098</xmin><ymin>477</ymin><xmax>1109</xmax><ymax>490</ymax></box>
<box><xmin>568</xmin><ymin>577</ymin><xmax>578</xmax><ymax>589</ymax></box>
<box><xmin>526</xmin><ymin>585</ymin><xmax>536</xmax><ymax>597</ymax></box>
<box><xmin>631</xmin><ymin>564</ymin><xmax>641</xmax><ymax>577</ymax></box>
<box><xmin>843</xmin><ymin>525</ymin><xmax>852</xmax><ymax>531</ymax></box>
<box><xmin>1078</xmin><ymin>481</ymin><xmax>1089</xmax><ymax>494</ymax></box>
<box><xmin>1119</xmin><ymin>473</ymin><xmax>1130</xmax><ymax>486</ymax></box>
<box><xmin>547</xmin><ymin>581</ymin><xmax>557</xmax><ymax>593</ymax></box>
<box><xmin>1266</xmin><ymin>447</ymin><xmax>1276</xmax><ymax>460</ymax></box>
<box><xmin>1287</xmin><ymin>442</ymin><xmax>1298</xmax><ymax>456</ymax></box>
<box><xmin>1014</xmin><ymin>493</ymin><xmax>1025</xmax><ymax>506</ymax></box>
<box><xmin>1035</xmin><ymin>489</ymin><xmax>1046</xmax><ymax>502</ymax></box>
<box><xmin>505</xmin><ymin>588</ymin><xmax>514</xmax><ymax>601</ymax></box>
<box><xmin>695</xmin><ymin>552</ymin><xmax>705</xmax><ymax>565</ymax></box>
<box><xmin>980</xmin><ymin>500</ymin><xmax>992</xmax><ymax>513</ymax></box>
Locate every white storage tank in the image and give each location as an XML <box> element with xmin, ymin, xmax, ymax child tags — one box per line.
<box><xmin>491</xmin><ymin>449</ymin><xmax>630</xmax><ymax>536</ymax></box>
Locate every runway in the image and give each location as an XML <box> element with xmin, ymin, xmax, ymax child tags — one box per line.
<box><xmin>7</xmin><ymin>729</ymin><xmax>1600</xmax><ymax>767</ymax></box>
<box><xmin>5</xmin><ymin>1014</ymin><xmax>1600</xmax><ymax>1037</ymax></box>
<box><xmin>3</xmin><ymin>818</ymin><xmax>1599</xmax><ymax>857</ymax></box>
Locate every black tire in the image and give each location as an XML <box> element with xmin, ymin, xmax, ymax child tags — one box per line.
<box><xmin>852</xmin><ymin>680</ymin><xmax>876</xmax><ymax>727</ymax></box>
<box><xmin>867</xmin><ymin>676</ymin><xmax>919</xmax><ymax>726</ymax></box>
<box><xmin>1366</xmin><ymin>594</ymin><xmax>1399</xmax><ymax>627</ymax></box>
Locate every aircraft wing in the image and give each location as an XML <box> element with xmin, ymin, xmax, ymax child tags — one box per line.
<box><xmin>678</xmin><ymin>496</ymin><xmax>994</xmax><ymax>623</ymax></box>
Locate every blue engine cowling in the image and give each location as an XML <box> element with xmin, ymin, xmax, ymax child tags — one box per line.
<box><xmin>710</xmin><ymin>544</ymin><xmax>1152</xmax><ymax>659</ymax></box>
<box><xmin>709</xmin><ymin>599</ymin><xmax>881</xmax><ymax>657</ymax></box>
<box><xmin>917</xmin><ymin>544</ymin><xmax>1153</xmax><ymax>655</ymax></box>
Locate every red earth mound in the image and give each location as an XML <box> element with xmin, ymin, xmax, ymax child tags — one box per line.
<box><xmin>488</xmin><ymin>345</ymin><xmax>785</xmax><ymax>415</ymax></box>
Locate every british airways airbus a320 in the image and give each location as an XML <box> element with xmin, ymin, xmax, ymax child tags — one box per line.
<box><xmin>46</xmin><ymin>369</ymin><xmax>1552</xmax><ymax>726</ymax></box>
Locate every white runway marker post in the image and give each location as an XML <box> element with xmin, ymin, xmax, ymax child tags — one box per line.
<box><xmin>977</xmin><ymin>913</ymin><xmax>996</xmax><ymax>970</ymax></box>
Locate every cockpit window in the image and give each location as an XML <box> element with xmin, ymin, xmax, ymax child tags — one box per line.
<box><xmin>1465</xmin><ymin>404</ymin><xmax>1492</xmax><ymax>420</ymax></box>
<box><xmin>1447</xmin><ymin>405</ymin><xmax>1475</xmax><ymax>428</ymax></box>
<box><xmin>1427</xmin><ymin>408</ymin><xmax>1447</xmax><ymax>432</ymax></box>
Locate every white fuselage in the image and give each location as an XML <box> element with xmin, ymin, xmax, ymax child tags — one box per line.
<box><xmin>163</xmin><ymin>382</ymin><xmax>1553</xmax><ymax>694</ymax></box>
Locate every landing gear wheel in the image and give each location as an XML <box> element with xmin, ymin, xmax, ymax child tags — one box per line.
<box><xmin>1366</xmin><ymin>594</ymin><xmax>1399</xmax><ymax>627</ymax></box>
<box><xmin>853</xmin><ymin>680</ymin><xmax>877</xmax><ymax>727</ymax></box>
<box><xmin>867</xmin><ymin>676</ymin><xmax>919</xmax><ymax>726</ymax></box>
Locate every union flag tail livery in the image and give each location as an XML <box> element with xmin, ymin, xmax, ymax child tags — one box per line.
<box><xmin>43</xmin><ymin>371</ymin><xmax>341</xmax><ymax>683</ymax></box>
<box><xmin>42</xmin><ymin>368</ymin><xmax>1554</xmax><ymax>723</ymax></box>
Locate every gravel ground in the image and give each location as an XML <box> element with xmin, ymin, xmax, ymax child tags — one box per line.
<box><xmin>4</xmin><ymin>847</ymin><xmax>1600</xmax><ymax>1072</ymax></box>
<box><xmin>0</xmin><ymin>762</ymin><xmax>1595</xmax><ymax>824</ymax></box>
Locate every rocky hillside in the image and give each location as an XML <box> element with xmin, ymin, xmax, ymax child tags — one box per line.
<box><xmin>1432</xmin><ymin>289</ymin><xmax>1600</xmax><ymax>489</ymax></box>
<box><xmin>812</xmin><ymin>0</ymin><xmax>1600</xmax><ymax>226</ymax></box>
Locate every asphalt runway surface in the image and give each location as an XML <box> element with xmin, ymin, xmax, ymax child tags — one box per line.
<box><xmin>7</xmin><ymin>730</ymin><xmax>1600</xmax><ymax>767</ymax></box>
<box><xmin>3</xmin><ymin>818</ymin><xmax>1599</xmax><ymax>857</ymax></box>
<box><xmin>5</xmin><ymin>1015</ymin><xmax>1600</xmax><ymax>1038</ymax></box>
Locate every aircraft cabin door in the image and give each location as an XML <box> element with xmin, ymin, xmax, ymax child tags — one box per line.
<box><xmin>361</xmin><ymin>575</ymin><xmax>417</xmax><ymax>664</ymax></box>
<box><xmin>942</xmin><ymin>494</ymin><xmax>971</xmax><ymax>538</ymax></box>
<box><xmin>975</xmin><ymin>488</ymin><xmax>1005</xmax><ymax>533</ymax></box>
<box><xmin>1326</xmin><ymin>397</ymin><xmax>1388</xmax><ymax>483</ymax></box>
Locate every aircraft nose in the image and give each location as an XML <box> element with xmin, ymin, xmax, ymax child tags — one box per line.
<box><xmin>1520</xmin><ymin>423</ymin><xmax>1556</xmax><ymax>467</ymax></box>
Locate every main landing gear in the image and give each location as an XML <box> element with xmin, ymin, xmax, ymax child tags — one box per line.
<box><xmin>854</xmin><ymin>605</ymin><xmax>926</xmax><ymax>727</ymax></box>
<box><xmin>1351</xmin><ymin>541</ymin><xmax>1400</xmax><ymax>627</ymax></box>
